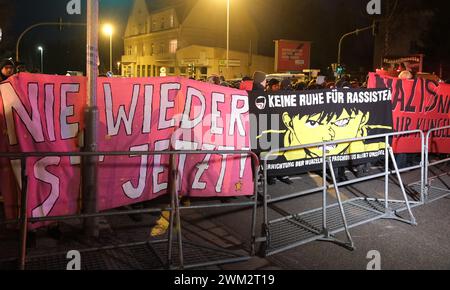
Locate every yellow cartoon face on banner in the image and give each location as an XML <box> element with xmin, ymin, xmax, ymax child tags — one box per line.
<box><xmin>280</xmin><ymin>108</ymin><xmax>391</xmax><ymax>161</ymax></box>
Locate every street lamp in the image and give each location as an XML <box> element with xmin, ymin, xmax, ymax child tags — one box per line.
<box><xmin>37</xmin><ymin>46</ymin><xmax>44</xmax><ymax>73</ymax></box>
<box><xmin>102</xmin><ymin>23</ymin><xmax>113</xmax><ymax>72</ymax></box>
<box><xmin>226</xmin><ymin>0</ymin><xmax>230</xmax><ymax>73</ymax></box>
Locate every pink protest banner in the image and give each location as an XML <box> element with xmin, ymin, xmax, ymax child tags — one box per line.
<box><xmin>0</xmin><ymin>74</ymin><xmax>254</xmax><ymax>227</ymax></box>
<box><xmin>0</xmin><ymin>73</ymin><xmax>85</xmax><ymax>228</ymax></box>
<box><xmin>96</xmin><ymin>77</ymin><xmax>253</xmax><ymax>211</ymax></box>
<box><xmin>368</xmin><ymin>73</ymin><xmax>450</xmax><ymax>153</ymax></box>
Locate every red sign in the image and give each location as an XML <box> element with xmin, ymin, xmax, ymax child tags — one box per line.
<box><xmin>368</xmin><ymin>73</ymin><xmax>450</xmax><ymax>153</ymax></box>
<box><xmin>275</xmin><ymin>40</ymin><xmax>311</xmax><ymax>73</ymax></box>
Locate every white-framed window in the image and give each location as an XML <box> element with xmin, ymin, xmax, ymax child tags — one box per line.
<box><xmin>126</xmin><ymin>46</ymin><xmax>132</xmax><ymax>55</ymax></box>
<box><xmin>169</xmin><ymin>39</ymin><xmax>178</xmax><ymax>54</ymax></box>
<box><xmin>170</xmin><ymin>15</ymin><xmax>175</xmax><ymax>28</ymax></box>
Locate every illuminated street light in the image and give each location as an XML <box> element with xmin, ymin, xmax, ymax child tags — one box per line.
<box><xmin>37</xmin><ymin>46</ymin><xmax>44</xmax><ymax>73</ymax></box>
<box><xmin>103</xmin><ymin>23</ymin><xmax>114</xmax><ymax>72</ymax></box>
<box><xmin>215</xmin><ymin>0</ymin><xmax>231</xmax><ymax>76</ymax></box>
<box><xmin>226</xmin><ymin>0</ymin><xmax>230</xmax><ymax>73</ymax></box>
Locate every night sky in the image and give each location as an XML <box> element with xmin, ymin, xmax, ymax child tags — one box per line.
<box><xmin>1</xmin><ymin>0</ymin><xmax>376</xmax><ymax>75</ymax></box>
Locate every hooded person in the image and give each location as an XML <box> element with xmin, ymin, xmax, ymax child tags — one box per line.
<box><xmin>252</xmin><ymin>71</ymin><xmax>267</xmax><ymax>92</ymax></box>
<box><xmin>0</xmin><ymin>58</ymin><xmax>16</xmax><ymax>81</ymax></box>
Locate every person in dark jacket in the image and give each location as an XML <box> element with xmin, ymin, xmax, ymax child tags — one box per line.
<box><xmin>0</xmin><ymin>58</ymin><xmax>15</xmax><ymax>81</ymax></box>
<box><xmin>252</xmin><ymin>71</ymin><xmax>267</xmax><ymax>92</ymax></box>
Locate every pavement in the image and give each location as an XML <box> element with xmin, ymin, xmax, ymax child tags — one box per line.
<box><xmin>0</xmin><ymin>159</ymin><xmax>449</xmax><ymax>270</ymax></box>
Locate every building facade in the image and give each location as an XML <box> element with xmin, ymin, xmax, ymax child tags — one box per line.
<box><xmin>121</xmin><ymin>0</ymin><xmax>274</xmax><ymax>79</ymax></box>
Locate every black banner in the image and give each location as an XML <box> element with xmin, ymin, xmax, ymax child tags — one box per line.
<box><xmin>250</xmin><ymin>88</ymin><xmax>394</xmax><ymax>176</ymax></box>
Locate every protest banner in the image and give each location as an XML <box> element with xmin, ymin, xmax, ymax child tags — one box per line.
<box><xmin>368</xmin><ymin>73</ymin><xmax>450</xmax><ymax>153</ymax></box>
<box><xmin>249</xmin><ymin>88</ymin><xmax>393</xmax><ymax>176</ymax></box>
<box><xmin>0</xmin><ymin>73</ymin><xmax>85</xmax><ymax>227</ymax></box>
<box><xmin>0</xmin><ymin>73</ymin><xmax>253</xmax><ymax>226</ymax></box>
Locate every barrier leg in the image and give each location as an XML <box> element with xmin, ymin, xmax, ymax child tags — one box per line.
<box><xmin>424</xmin><ymin>134</ymin><xmax>430</xmax><ymax>203</ymax></box>
<box><xmin>384</xmin><ymin>136</ymin><xmax>389</xmax><ymax>211</ymax></box>
<box><xmin>260</xmin><ymin>161</ymin><xmax>269</xmax><ymax>256</ymax></box>
<box><xmin>387</xmin><ymin>147</ymin><xmax>417</xmax><ymax>225</ymax></box>
<box><xmin>420</xmin><ymin>132</ymin><xmax>425</xmax><ymax>204</ymax></box>
<box><xmin>18</xmin><ymin>158</ymin><xmax>28</xmax><ymax>270</ymax></box>
<box><xmin>174</xmin><ymin>191</ymin><xmax>184</xmax><ymax>269</ymax></box>
<box><xmin>250</xmin><ymin>159</ymin><xmax>259</xmax><ymax>256</ymax></box>
<box><xmin>317</xmin><ymin>158</ymin><xmax>355</xmax><ymax>251</ymax></box>
<box><xmin>166</xmin><ymin>179</ymin><xmax>176</xmax><ymax>268</ymax></box>
<box><xmin>322</xmin><ymin>145</ymin><xmax>328</xmax><ymax>238</ymax></box>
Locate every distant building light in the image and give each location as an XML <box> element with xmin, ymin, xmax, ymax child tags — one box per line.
<box><xmin>0</xmin><ymin>28</ymin><xmax>2</xmax><ymax>42</ymax></box>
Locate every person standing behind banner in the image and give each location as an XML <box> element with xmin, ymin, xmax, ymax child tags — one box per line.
<box><xmin>240</xmin><ymin>76</ymin><xmax>254</xmax><ymax>91</ymax></box>
<box><xmin>0</xmin><ymin>58</ymin><xmax>15</xmax><ymax>81</ymax></box>
<box><xmin>250</xmin><ymin>71</ymin><xmax>278</xmax><ymax>185</ymax></box>
<box><xmin>267</xmin><ymin>79</ymin><xmax>281</xmax><ymax>92</ymax></box>
<box><xmin>207</xmin><ymin>75</ymin><xmax>221</xmax><ymax>85</ymax></box>
<box><xmin>252</xmin><ymin>71</ymin><xmax>267</xmax><ymax>92</ymax></box>
<box><xmin>281</xmin><ymin>78</ymin><xmax>293</xmax><ymax>91</ymax></box>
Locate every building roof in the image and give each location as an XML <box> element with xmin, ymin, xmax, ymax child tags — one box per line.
<box><xmin>145</xmin><ymin>0</ymin><xmax>197</xmax><ymax>23</ymax></box>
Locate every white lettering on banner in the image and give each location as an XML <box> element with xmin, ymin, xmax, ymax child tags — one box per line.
<box><xmin>268</xmin><ymin>95</ymin><xmax>297</xmax><ymax>108</ymax></box>
<box><xmin>229</xmin><ymin>95</ymin><xmax>248</xmax><ymax>137</ymax></box>
<box><xmin>174</xmin><ymin>140</ymin><xmax>199</xmax><ymax>192</ymax></box>
<box><xmin>32</xmin><ymin>157</ymin><xmax>61</xmax><ymax>218</ymax></box>
<box><xmin>153</xmin><ymin>140</ymin><xmax>170</xmax><ymax>194</ymax></box>
<box><xmin>216</xmin><ymin>146</ymin><xmax>234</xmax><ymax>193</ymax></box>
<box><xmin>192</xmin><ymin>143</ymin><xmax>216</xmax><ymax>190</ymax></box>
<box><xmin>298</xmin><ymin>93</ymin><xmax>325</xmax><ymax>106</ymax></box>
<box><xmin>240</xmin><ymin>148</ymin><xmax>250</xmax><ymax>179</ymax></box>
<box><xmin>180</xmin><ymin>87</ymin><xmax>206</xmax><ymax>129</ymax></box>
<box><xmin>60</xmin><ymin>84</ymin><xmax>80</xmax><ymax>140</ymax></box>
<box><xmin>0</xmin><ymin>82</ymin><xmax>44</xmax><ymax>145</ymax></box>
<box><xmin>66</xmin><ymin>0</ymin><xmax>81</xmax><ymax>15</ymax></box>
<box><xmin>104</xmin><ymin>83</ymin><xmax>139</xmax><ymax>136</ymax></box>
<box><xmin>326</xmin><ymin>91</ymin><xmax>345</xmax><ymax>104</ymax></box>
<box><xmin>158</xmin><ymin>83</ymin><xmax>180</xmax><ymax>130</ymax></box>
<box><xmin>122</xmin><ymin>144</ymin><xmax>149</xmax><ymax>199</ymax></box>
<box><xmin>142</xmin><ymin>85</ymin><xmax>154</xmax><ymax>133</ymax></box>
<box><xmin>44</xmin><ymin>84</ymin><xmax>56</xmax><ymax>142</ymax></box>
<box><xmin>211</xmin><ymin>92</ymin><xmax>225</xmax><ymax>135</ymax></box>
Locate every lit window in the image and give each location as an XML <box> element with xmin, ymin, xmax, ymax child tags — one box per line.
<box><xmin>169</xmin><ymin>40</ymin><xmax>178</xmax><ymax>54</ymax></box>
<box><xmin>170</xmin><ymin>15</ymin><xmax>174</xmax><ymax>27</ymax></box>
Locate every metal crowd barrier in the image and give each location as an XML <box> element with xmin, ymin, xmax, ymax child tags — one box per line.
<box><xmin>0</xmin><ymin>149</ymin><xmax>260</xmax><ymax>270</ymax></box>
<box><xmin>424</xmin><ymin>126</ymin><xmax>450</xmax><ymax>202</ymax></box>
<box><xmin>255</xmin><ymin>130</ymin><xmax>424</xmax><ymax>256</ymax></box>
